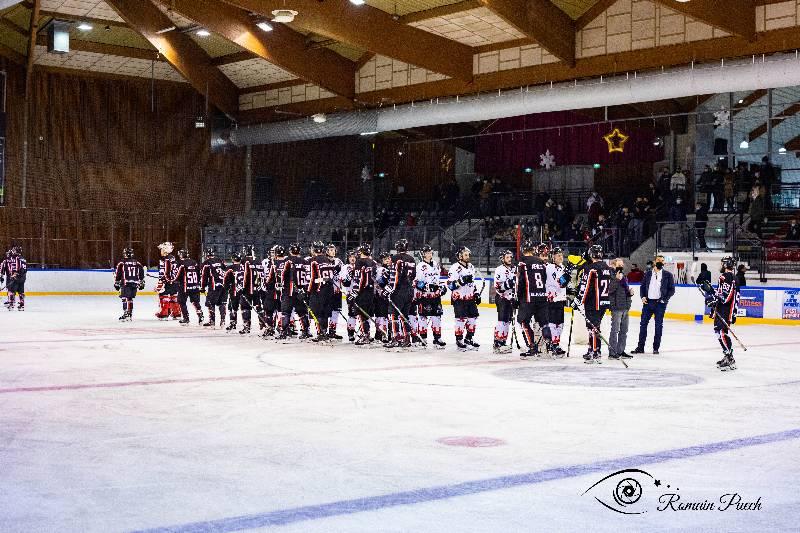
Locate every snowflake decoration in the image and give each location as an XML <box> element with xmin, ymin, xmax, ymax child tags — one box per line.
<box><xmin>539</xmin><ymin>149</ymin><xmax>556</xmax><ymax>170</ymax></box>
<box><xmin>714</xmin><ymin>106</ymin><xmax>730</xmax><ymax>128</ymax></box>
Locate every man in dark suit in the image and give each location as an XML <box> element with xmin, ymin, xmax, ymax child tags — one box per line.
<box><xmin>632</xmin><ymin>254</ymin><xmax>675</xmax><ymax>355</ymax></box>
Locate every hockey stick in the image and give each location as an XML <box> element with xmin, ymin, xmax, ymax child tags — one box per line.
<box><xmin>509</xmin><ymin>305</ymin><xmax>521</xmax><ymax>349</ymax></box>
<box><xmin>570</xmin><ymin>300</ymin><xmax>628</xmax><ymax>368</ymax></box>
<box><xmin>386</xmin><ymin>292</ymin><xmax>426</xmax><ymax>345</ymax></box>
<box><xmin>695</xmin><ymin>285</ymin><xmax>748</xmax><ymax>352</ymax></box>
<box><xmin>565</xmin><ymin>304</ymin><xmax>575</xmax><ymax>358</ymax></box>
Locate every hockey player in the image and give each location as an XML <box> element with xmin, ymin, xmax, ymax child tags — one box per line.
<box><xmin>155</xmin><ymin>242</ymin><xmax>181</xmax><ymax>320</ymax></box>
<box><xmin>415</xmin><ymin>245</ymin><xmax>447</xmax><ymax>348</ymax></box>
<box><xmin>545</xmin><ymin>247</ymin><xmax>571</xmax><ymax>356</ymax></box>
<box><xmin>200</xmin><ymin>248</ymin><xmax>227</xmax><ymax>328</ymax></box>
<box><xmin>576</xmin><ymin>244</ymin><xmax>613</xmax><ymax>364</ymax></box>
<box><xmin>493</xmin><ymin>249</ymin><xmax>516</xmax><ymax>354</ymax></box>
<box><xmin>373</xmin><ymin>252</ymin><xmax>393</xmax><ymax>343</ymax></box>
<box><xmin>517</xmin><ymin>242</ymin><xmax>553</xmax><ymax>358</ymax></box>
<box><xmin>701</xmin><ymin>256</ymin><xmax>740</xmax><ymax>371</ymax></box>
<box><xmin>339</xmin><ymin>250</ymin><xmax>360</xmax><ymax>342</ymax></box>
<box><xmin>260</xmin><ymin>245</ymin><xmax>282</xmax><ymax>337</ymax></box>
<box><xmin>448</xmin><ymin>246</ymin><xmax>480</xmax><ymax>351</ymax></box>
<box><xmin>307</xmin><ymin>241</ymin><xmax>336</xmax><ymax>342</ymax></box>
<box><xmin>169</xmin><ymin>249</ymin><xmax>204</xmax><ymax>325</ymax></box>
<box><xmin>349</xmin><ymin>243</ymin><xmax>377</xmax><ymax>345</ymax></box>
<box><xmin>113</xmin><ymin>247</ymin><xmax>145</xmax><ymax>321</ymax></box>
<box><xmin>326</xmin><ymin>244</ymin><xmax>346</xmax><ymax>340</ymax></box>
<box><xmin>222</xmin><ymin>252</ymin><xmax>244</xmax><ymax>332</ymax></box>
<box><xmin>277</xmin><ymin>243</ymin><xmax>312</xmax><ymax>340</ymax></box>
<box><xmin>239</xmin><ymin>245</ymin><xmax>261</xmax><ymax>335</ymax></box>
<box><xmin>3</xmin><ymin>246</ymin><xmax>27</xmax><ymax>311</ymax></box>
<box><xmin>387</xmin><ymin>239</ymin><xmax>417</xmax><ymax>348</ymax></box>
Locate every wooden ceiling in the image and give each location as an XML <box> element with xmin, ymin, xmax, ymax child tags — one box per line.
<box><xmin>0</xmin><ymin>0</ymin><xmax>798</xmax><ymax>124</ymax></box>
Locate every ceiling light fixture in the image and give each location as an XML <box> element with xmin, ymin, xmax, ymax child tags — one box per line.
<box><xmin>312</xmin><ymin>113</ymin><xmax>326</xmax><ymax>123</ymax></box>
<box><xmin>271</xmin><ymin>9</ymin><xmax>298</xmax><ymax>23</ymax></box>
<box><xmin>196</xmin><ymin>29</ymin><xmax>210</xmax><ymax>37</ymax></box>
<box><xmin>779</xmin><ymin>146</ymin><xmax>787</xmax><ymax>154</ymax></box>
<box><xmin>349</xmin><ymin>0</ymin><xmax>366</xmax><ymax>5</ymax></box>
<box><xmin>256</xmin><ymin>21</ymin><xmax>273</xmax><ymax>32</ymax></box>
<box><xmin>360</xmin><ymin>131</ymin><xmax>378</xmax><ymax>136</ymax></box>
<box><xmin>77</xmin><ymin>22</ymin><xmax>92</xmax><ymax>31</ymax></box>
<box><xmin>739</xmin><ymin>138</ymin><xmax>749</xmax><ymax>149</ymax></box>
<box><xmin>155</xmin><ymin>25</ymin><xmax>176</xmax><ymax>34</ymax></box>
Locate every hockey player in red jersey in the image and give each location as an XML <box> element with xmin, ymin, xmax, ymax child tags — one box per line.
<box><xmin>114</xmin><ymin>247</ymin><xmax>145</xmax><ymax>321</ymax></box>
<box><xmin>701</xmin><ymin>256</ymin><xmax>741</xmax><ymax>371</ymax></box>
<box><xmin>576</xmin><ymin>245</ymin><xmax>613</xmax><ymax>364</ymax></box>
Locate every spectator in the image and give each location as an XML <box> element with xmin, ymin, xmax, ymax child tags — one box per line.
<box><xmin>711</xmin><ymin>165</ymin><xmax>725</xmax><ymax>212</ymax></box>
<box><xmin>647</xmin><ymin>182</ymin><xmax>660</xmax><ymax>208</ymax></box>
<box><xmin>670</xmin><ymin>167</ymin><xmax>687</xmax><ymax>196</ymax></box>
<box><xmin>747</xmin><ymin>185</ymin><xmax>765</xmax><ymax>237</ymax></box>
<box><xmin>632</xmin><ymin>254</ymin><xmax>675</xmax><ymax>355</ymax></box>
<box><xmin>736</xmin><ymin>264</ymin><xmax>747</xmax><ymax>288</ymax></box>
<box><xmin>608</xmin><ymin>257</ymin><xmax>634</xmax><ymax>360</ymax></box>
<box><xmin>695</xmin><ymin>262</ymin><xmax>711</xmax><ymax>286</ymax></box>
<box><xmin>668</xmin><ymin>197</ymin><xmax>687</xmax><ymax>222</ymax></box>
<box><xmin>697</xmin><ymin>165</ymin><xmax>714</xmax><ymax>206</ymax></box>
<box><xmin>627</xmin><ymin>263</ymin><xmax>644</xmax><ymax>283</ymax></box>
<box><xmin>724</xmin><ymin>169</ymin><xmax>736</xmax><ymax>212</ymax></box>
<box><xmin>657</xmin><ymin>167</ymin><xmax>672</xmax><ymax>202</ymax></box>
<box><xmin>759</xmin><ymin>156</ymin><xmax>776</xmax><ymax>207</ymax></box>
<box><xmin>785</xmin><ymin>217</ymin><xmax>800</xmax><ymax>244</ymax></box>
<box><xmin>587</xmin><ymin>194</ymin><xmax>604</xmax><ymax>226</ymax></box>
<box><xmin>694</xmin><ymin>202</ymin><xmax>709</xmax><ymax>250</ymax></box>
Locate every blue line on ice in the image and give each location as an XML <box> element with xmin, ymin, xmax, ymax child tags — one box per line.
<box><xmin>134</xmin><ymin>427</ymin><xmax>800</xmax><ymax>533</ymax></box>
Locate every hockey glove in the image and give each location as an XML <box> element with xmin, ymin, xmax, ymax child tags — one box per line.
<box><xmin>416</xmin><ymin>280</ymin><xmax>428</xmax><ymax>291</ymax></box>
<box><xmin>138</xmin><ymin>280</ymin><xmax>146</xmax><ymax>290</ymax></box>
<box><xmin>502</xmin><ymin>279</ymin><xmax>515</xmax><ymax>291</ymax></box>
<box><xmin>155</xmin><ymin>281</ymin><xmax>165</xmax><ymax>294</ymax></box>
<box><xmin>547</xmin><ymin>292</ymin><xmax>555</xmax><ymax>303</ymax></box>
<box><xmin>114</xmin><ymin>282</ymin><xmax>122</xmax><ymax>291</ymax></box>
<box><xmin>295</xmin><ymin>287</ymin><xmax>307</xmax><ymax>300</ymax></box>
<box><xmin>512</xmin><ymin>297</ymin><xmax>519</xmax><ymax>309</ymax></box>
<box><xmin>440</xmin><ymin>284</ymin><xmax>448</xmax><ymax>296</ymax></box>
<box><xmin>566</xmin><ymin>287</ymin><xmax>577</xmax><ymax>298</ymax></box>
<box><xmin>385</xmin><ymin>285</ymin><xmax>394</xmax><ymax>295</ymax></box>
<box><xmin>461</xmin><ymin>274</ymin><xmax>473</xmax><ymax>285</ymax></box>
<box><xmin>346</xmin><ymin>291</ymin><xmax>357</xmax><ymax>303</ymax></box>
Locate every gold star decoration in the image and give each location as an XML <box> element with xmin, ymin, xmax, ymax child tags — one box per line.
<box><xmin>603</xmin><ymin>128</ymin><xmax>629</xmax><ymax>153</ymax></box>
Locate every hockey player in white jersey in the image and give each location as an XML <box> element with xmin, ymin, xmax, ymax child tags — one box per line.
<box><xmin>545</xmin><ymin>247</ymin><xmax>570</xmax><ymax>356</ymax></box>
<box><xmin>414</xmin><ymin>245</ymin><xmax>447</xmax><ymax>349</ymax></box>
<box><xmin>340</xmin><ymin>249</ymin><xmax>358</xmax><ymax>342</ymax></box>
<box><xmin>447</xmin><ymin>246</ymin><xmax>480</xmax><ymax>351</ymax></box>
<box><xmin>493</xmin><ymin>249</ymin><xmax>516</xmax><ymax>354</ymax></box>
<box><xmin>326</xmin><ymin>244</ymin><xmax>347</xmax><ymax>340</ymax></box>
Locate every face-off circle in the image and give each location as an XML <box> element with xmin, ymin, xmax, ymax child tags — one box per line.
<box><xmin>437</xmin><ymin>436</ymin><xmax>506</xmax><ymax>447</ymax></box>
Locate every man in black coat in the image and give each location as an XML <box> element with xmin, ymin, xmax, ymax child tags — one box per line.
<box><xmin>632</xmin><ymin>255</ymin><xmax>675</xmax><ymax>355</ymax></box>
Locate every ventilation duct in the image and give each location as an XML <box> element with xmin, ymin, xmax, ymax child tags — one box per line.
<box><xmin>230</xmin><ymin>54</ymin><xmax>800</xmax><ymax>146</ymax></box>
<box><xmin>0</xmin><ymin>1</ymin><xmax>24</xmax><ymax>9</ymax></box>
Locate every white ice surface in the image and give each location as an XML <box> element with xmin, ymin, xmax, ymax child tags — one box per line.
<box><xmin>0</xmin><ymin>296</ymin><xmax>799</xmax><ymax>533</ymax></box>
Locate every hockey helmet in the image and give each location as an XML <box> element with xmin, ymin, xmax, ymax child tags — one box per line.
<box><xmin>312</xmin><ymin>240</ymin><xmax>325</xmax><ymax>254</ymax></box>
<box><xmin>241</xmin><ymin>244</ymin><xmax>255</xmax><ymax>259</ymax></box>
<box><xmin>588</xmin><ymin>244</ymin><xmax>604</xmax><ymax>260</ymax></box>
<box><xmin>157</xmin><ymin>242</ymin><xmax>174</xmax><ymax>254</ymax></box>
<box><xmin>12</xmin><ymin>245</ymin><xmax>23</xmax><ymax>256</ymax></box>
<box><xmin>177</xmin><ymin>249</ymin><xmax>189</xmax><ymax>260</ymax></box>
<box><xmin>521</xmin><ymin>239</ymin><xmax>536</xmax><ymax>252</ymax></box>
<box><xmin>456</xmin><ymin>245</ymin><xmax>471</xmax><ymax>262</ymax></box>
<box><xmin>230</xmin><ymin>252</ymin><xmax>242</xmax><ymax>262</ymax></box>
<box><xmin>357</xmin><ymin>243</ymin><xmax>372</xmax><ymax>256</ymax></box>
<box><xmin>203</xmin><ymin>247</ymin><xmax>215</xmax><ymax>258</ymax></box>
<box><xmin>499</xmin><ymin>249</ymin><xmax>514</xmax><ymax>263</ymax></box>
<box><xmin>536</xmin><ymin>242</ymin><xmax>550</xmax><ymax>256</ymax></box>
<box><xmin>721</xmin><ymin>256</ymin><xmax>736</xmax><ymax>270</ymax></box>
<box><xmin>288</xmin><ymin>242</ymin><xmax>301</xmax><ymax>255</ymax></box>
<box><xmin>421</xmin><ymin>245</ymin><xmax>433</xmax><ymax>254</ymax></box>
<box><xmin>347</xmin><ymin>248</ymin><xmax>357</xmax><ymax>258</ymax></box>
<box><xmin>122</xmin><ymin>247</ymin><xmax>134</xmax><ymax>259</ymax></box>
<box><xmin>378</xmin><ymin>251</ymin><xmax>391</xmax><ymax>263</ymax></box>
<box><xmin>395</xmin><ymin>238</ymin><xmax>409</xmax><ymax>252</ymax></box>
<box><xmin>273</xmin><ymin>244</ymin><xmax>286</xmax><ymax>257</ymax></box>
<box><xmin>550</xmin><ymin>246</ymin><xmax>564</xmax><ymax>256</ymax></box>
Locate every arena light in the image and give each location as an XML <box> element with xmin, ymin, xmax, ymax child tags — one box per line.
<box><xmin>196</xmin><ymin>29</ymin><xmax>210</xmax><ymax>37</ymax></box>
<box><xmin>77</xmin><ymin>22</ymin><xmax>93</xmax><ymax>31</ymax></box>
<box><xmin>739</xmin><ymin>138</ymin><xmax>749</xmax><ymax>149</ymax></box>
<box><xmin>360</xmin><ymin>131</ymin><xmax>378</xmax><ymax>136</ymax></box>
<box><xmin>349</xmin><ymin>0</ymin><xmax>366</xmax><ymax>4</ymax></box>
<box><xmin>524</xmin><ymin>167</ymin><xmax>533</xmax><ymax>173</ymax></box>
<box><xmin>271</xmin><ymin>9</ymin><xmax>298</xmax><ymax>23</ymax></box>
<box><xmin>593</xmin><ymin>163</ymin><xmax>601</xmax><ymax>169</ymax></box>
<box><xmin>256</xmin><ymin>21</ymin><xmax>273</xmax><ymax>32</ymax></box>
<box><xmin>779</xmin><ymin>146</ymin><xmax>787</xmax><ymax>154</ymax></box>
<box><xmin>195</xmin><ymin>115</ymin><xmax>206</xmax><ymax>129</ymax></box>
<box><xmin>312</xmin><ymin>113</ymin><xmax>326</xmax><ymax>123</ymax></box>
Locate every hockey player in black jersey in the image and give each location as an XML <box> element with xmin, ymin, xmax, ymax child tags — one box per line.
<box><xmin>308</xmin><ymin>241</ymin><xmax>336</xmax><ymax>342</ymax></box>
<box><xmin>326</xmin><ymin>244</ymin><xmax>346</xmax><ymax>340</ymax></box>
<box><xmin>200</xmin><ymin>248</ymin><xmax>227</xmax><ymax>328</ymax></box>
<box><xmin>350</xmin><ymin>243</ymin><xmax>377</xmax><ymax>345</ymax></box>
<box><xmin>701</xmin><ymin>256</ymin><xmax>741</xmax><ymax>371</ymax></box>
<box><xmin>260</xmin><ymin>245</ymin><xmax>282</xmax><ymax>338</ymax></box>
<box><xmin>516</xmin><ymin>242</ymin><xmax>553</xmax><ymax>358</ymax></box>
<box><xmin>387</xmin><ymin>238</ymin><xmax>417</xmax><ymax>348</ymax></box>
<box><xmin>113</xmin><ymin>248</ymin><xmax>145</xmax><ymax>321</ymax></box>
<box><xmin>223</xmin><ymin>252</ymin><xmax>244</xmax><ymax>332</ymax></box>
<box><xmin>373</xmin><ymin>252</ymin><xmax>393</xmax><ymax>343</ymax></box>
<box><xmin>576</xmin><ymin>245</ymin><xmax>613</xmax><ymax>364</ymax></box>
<box><xmin>277</xmin><ymin>243</ymin><xmax>312</xmax><ymax>341</ymax></box>
<box><xmin>239</xmin><ymin>245</ymin><xmax>261</xmax><ymax>335</ymax></box>
<box><xmin>3</xmin><ymin>245</ymin><xmax>28</xmax><ymax>311</ymax></box>
<box><xmin>169</xmin><ymin>249</ymin><xmax>204</xmax><ymax>325</ymax></box>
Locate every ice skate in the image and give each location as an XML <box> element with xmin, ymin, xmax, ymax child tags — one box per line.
<box><xmin>225</xmin><ymin>322</ymin><xmax>238</xmax><ymax>333</ymax></box>
<box><xmin>493</xmin><ymin>341</ymin><xmax>512</xmax><ymax>355</ymax></box>
<box><xmin>432</xmin><ymin>337</ymin><xmax>446</xmax><ymax>349</ymax></box>
<box><xmin>239</xmin><ymin>324</ymin><xmax>251</xmax><ymax>335</ymax></box>
<box><xmin>719</xmin><ymin>355</ymin><xmax>737</xmax><ymax>371</ymax></box>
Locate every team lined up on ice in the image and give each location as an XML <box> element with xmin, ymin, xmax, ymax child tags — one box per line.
<box><xmin>1</xmin><ymin>245</ymin><xmax>27</xmax><ymax>311</ymax></box>
<box><xmin>110</xmin><ymin>240</ymin><xmax>741</xmax><ymax>368</ymax></box>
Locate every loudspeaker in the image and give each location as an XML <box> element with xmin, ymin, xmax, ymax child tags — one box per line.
<box><xmin>713</xmin><ymin>138</ymin><xmax>728</xmax><ymax>156</ymax></box>
<box><xmin>47</xmin><ymin>20</ymin><xmax>70</xmax><ymax>54</ymax></box>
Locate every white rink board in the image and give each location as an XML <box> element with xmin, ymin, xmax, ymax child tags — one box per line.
<box><xmin>0</xmin><ymin>297</ymin><xmax>799</xmax><ymax>532</ymax></box>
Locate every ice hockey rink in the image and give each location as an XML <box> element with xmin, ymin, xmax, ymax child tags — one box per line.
<box><xmin>1</xmin><ymin>296</ymin><xmax>799</xmax><ymax>533</ymax></box>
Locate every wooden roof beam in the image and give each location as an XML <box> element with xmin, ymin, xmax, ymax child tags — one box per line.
<box><xmin>748</xmin><ymin>102</ymin><xmax>800</xmax><ymax>142</ymax></box>
<box><xmin>479</xmin><ymin>0</ymin><xmax>575</xmax><ymax>65</ymax></box>
<box><xmin>223</xmin><ymin>0</ymin><xmax>475</xmax><ymax>81</ymax></box>
<box><xmin>163</xmin><ymin>0</ymin><xmax>355</xmax><ymax>99</ymax></box>
<box><xmin>399</xmin><ymin>0</ymin><xmax>482</xmax><ymax>24</ymax></box>
<box><xmin>34</xmin><ymin>34</ymin><xmax>161</xmax><ymax>60</ymax></box>
<box><xmin>652</xmin><ymin>0</ymin><xmax>756</xmax><ymax>40</ymax></box>
<box><xmin>576</xmin><ymin>0</ymin><xmax>618</xmax><ymax>30</ymax></box>
<box><xmin>105</xmin><ymin>0</ymin><xmax>239</xmax><ymax>118</ymax></box>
